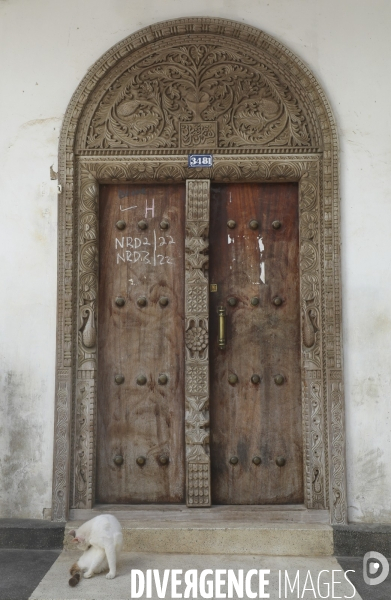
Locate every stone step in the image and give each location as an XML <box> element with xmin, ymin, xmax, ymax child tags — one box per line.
<box><xmin>64</xmin><ymin>506</ymin><xmax>333</xmax><ymax>556</ymax></box>
<box><xmin>70</xmin><ymin>503</ymin><xmax>330</xmax><ymax>524</ymax></box>
<box><xmin>0</xmin><ymin>518</ymin><xmax>65</xmax><ymax>549</ymax></box>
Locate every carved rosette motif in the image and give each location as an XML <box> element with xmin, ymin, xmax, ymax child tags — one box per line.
<box><xmin>54</xmin><ymin>17</ymin><xmax>346</xmax><ymax>524</ymax></box>
<box><xmin>185</xmin><ymin>180</ymin><xmax>211</xmax><ymax>506</ymax></box>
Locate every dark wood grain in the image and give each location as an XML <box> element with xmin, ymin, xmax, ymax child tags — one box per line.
<box><xmin>96</xmin><ymin>183</ymin><xmax>186</xmax><ymax>503</ymax></box>
<box><xmin>209</xmin><ymin>182</ymin><xmax>303</xmax><ymax>504</ymax></box>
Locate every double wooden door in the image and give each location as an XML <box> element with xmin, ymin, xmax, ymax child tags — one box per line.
<box><xmin>96</xmin><ymin>181</ymin><xmax>303</xmax><ymax>504</ymax></box>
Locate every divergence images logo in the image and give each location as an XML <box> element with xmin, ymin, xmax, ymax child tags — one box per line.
<box><xmin>363</xmin><ymin>551</ymin><xmax>389</xmax><ymax>586</ymax></box>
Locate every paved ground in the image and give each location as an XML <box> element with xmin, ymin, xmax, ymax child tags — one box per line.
<box><xmin>337</xmin><ymin>557</ymin><xmax>391</xmax><ymax>600</ymax></box>
<box><xmin>4</xmin><ymin>549</ymin><xmax>391</xmax><ymax>599</ymax></box>
<box><xmin>0</xmin><ymin>549</ymin><xmax>61</xmax><ymax>600</ymax></box>
<box><xmin>28</xmin><ymin>551</ymin><xmax>362</xmax><ymax>600</ymax></box>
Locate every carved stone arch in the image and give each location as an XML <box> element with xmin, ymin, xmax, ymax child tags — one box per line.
<box><xmin>53</xmin><ymin>17</ymin><xmax>346</xmax><ymax>524</ymax></box>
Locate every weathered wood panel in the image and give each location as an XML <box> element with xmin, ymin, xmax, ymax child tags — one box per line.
<box><xmin>209</xmin><ymin>182</ymin><xmax>303</xmax><ymax>504</ymax></box>
<box><xmin>96</xmin><ymin>183</ymin><xmax>186</xmax><ymax>503</ymax></box>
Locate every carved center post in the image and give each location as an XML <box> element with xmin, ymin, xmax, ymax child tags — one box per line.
<box><xmin>185</xmin><ymin>180</ymin><xmax>211</xmax><ymax>506</ymax></box>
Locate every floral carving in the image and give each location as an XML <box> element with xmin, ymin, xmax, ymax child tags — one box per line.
<box><xmin>185</xmin><ymin>237</ymin><xmax>209</xmax><ymax>270</ymax></box>
<box><xmin>80</xmin><ymin>181</ymin><xmax>98</xmax><ymax>211</ymax></box>
<box><xmin>80</xmin><ymin>213</ymin><xmax>97</xmax><ymax>243</ymax></box>
<box><xmin>186</xmin><ymin>323</ymin><xmax>208</xmax><ymax>354</ymax></box>
<box><xmin>86</xmin><ymin>44</ymin><xmax>311</xmax><ymax>150</ymax></box>
<box><xmin>300</xmin><ymin>242</ymin><xmax>317</xmax><ymax>272</ymax></box>
<box><xmin>309</xmin><ymin>382</ymin><xmax>326</xmax><ymax>507</ymax></box>
<box><xmin>74</xmin><ymin>383</ymin><xmax>88</xmax><ymax>506</ymax></box>
<box><xmin>79</xmin><ymin>273</ymin><xmax>97</xmax><ymax>304</ymax></box>
<box><xmin>52</xmin><ymin>380</ymin><xmax>69</xmax><ymax>521</ymax></box>
<box><xmin>185</xmin><ymin>180</ymin><xmax>211</xmax><ymax>506</ymax></box>
<box><xmin>301</xmin><ymin>273</ymin><xmax>319</xmax><ymax>303</ymax></box>
<box><xmin>80</xmin><ymin>242</ymin><xmax>98</xmax><ymax>272</ymax></box>
<box><xmin>300</xmin><ymin>179</ymin><xmax>317</xmax><ymax>212</ymax></box>
<box><xmin>300</xmin><ymin>212</ymin><xmax>317</xmax><ymax>241</ymax></box>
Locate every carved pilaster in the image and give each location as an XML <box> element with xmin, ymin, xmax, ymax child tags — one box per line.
<box><xmin>72</xmin><ymin>167</ymin><xmax>99</xmax><ymax>508</ymax></box>
<box><xmin>52</xmin><ymin>371</ymin><xmax>70</xmax><ymax>521</ymax></box>
<box><xmin>299</xmin><ymin>165</ymin><xmax>327</xmax><ymax>510</ymax></box>
<box><xmin>329</xmin><ymin>371</ymin><xmax>346</xmax><ymax>523</ymax></box>
<box><xmin>185</xmin><ymin>180</ymin><xmax>211</xmax><ymax>507</ymax></box>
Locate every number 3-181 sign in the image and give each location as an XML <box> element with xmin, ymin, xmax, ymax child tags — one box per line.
<box><xmin>188</xmin><ymin>154</ymin><xmax>213</xmax><ymax>168</ymax></box>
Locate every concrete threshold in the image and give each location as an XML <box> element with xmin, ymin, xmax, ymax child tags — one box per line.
<box><xmin>65</xmin><ymin>505</ymin><xmax>333</xmax><ymax>556</ymax></box>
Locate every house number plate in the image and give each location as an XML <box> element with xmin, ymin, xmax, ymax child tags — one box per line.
<box><xmin>188</xmin><ymin>154</ymin><xmax>213</xmax><ymax>168</ymax></box>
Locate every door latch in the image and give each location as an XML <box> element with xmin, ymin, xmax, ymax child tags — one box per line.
<box><xmin>218</xmin><ymin>306</ymin><xmax>226</xmax><ymax>350</ymax></box>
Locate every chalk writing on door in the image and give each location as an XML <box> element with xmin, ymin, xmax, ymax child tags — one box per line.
<box><xmin>115</xmin><ymin>230</ymin><xmax>175</xmax><ymax>266</ymax></box>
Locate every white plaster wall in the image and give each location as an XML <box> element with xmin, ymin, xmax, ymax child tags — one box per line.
<box><xmin>0</xmin><ymin>0</ymin><xmax>390</xmax><ymax>522</ymax></box>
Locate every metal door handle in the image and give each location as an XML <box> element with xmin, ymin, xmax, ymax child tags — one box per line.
<box><xmin>218</xmin><ymin>306</ymin><xmax>226</xmax><ymax>349</ymax></box>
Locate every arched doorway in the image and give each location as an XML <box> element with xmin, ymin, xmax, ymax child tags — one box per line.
<box><xmin>52</xmin><ymin>17</ymin><xmax>346</xmax><ymax>524</ymax></box>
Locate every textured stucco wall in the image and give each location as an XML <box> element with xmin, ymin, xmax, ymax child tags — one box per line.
<box><xmin>0</xmin><ymin>0</ymin><xmax>390</xmax><ymax>522</ymax></box>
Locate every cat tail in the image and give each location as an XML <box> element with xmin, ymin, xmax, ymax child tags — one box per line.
<box><xmin>69</xmin><ymin>562</ymin><xmax>82</xmax><ymax>587</ymax></box>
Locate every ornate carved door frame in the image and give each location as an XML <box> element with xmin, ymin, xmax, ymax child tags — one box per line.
<box><xmin>52</xmin><ymin>17</ymin><xmax>347</xmax><ymax>524</ymax></box>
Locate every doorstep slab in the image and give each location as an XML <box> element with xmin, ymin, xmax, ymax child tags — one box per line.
<box><xmin>120</xmin><ymin>523</ymin><xmax>333</xmax><ymax>556</ymax></box>
<box><xmin>64</xmin><ymin>521</ymin><xmax>333</xmax><ymax>556</ymax></box>
<box><xmin>70</xmin><ymin>504</ymin><xmax>330</xmax><ymax>524</ymax></box>
<box><xmin>64</xmin><ymin>507</ymin><xmax>333</xmax><ymax>556</ymax></box>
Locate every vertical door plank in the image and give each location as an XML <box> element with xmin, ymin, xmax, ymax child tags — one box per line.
<box><xmin>97</xmin><ymin>183</ymin><xmax>186</xmax><ymax>503</ymax></box>
<box><xmin>209</xmin><ymin>182</ymin><xmax>303</xmax><ymax>504</ymax></box>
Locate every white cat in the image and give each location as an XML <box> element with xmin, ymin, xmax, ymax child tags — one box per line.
<box><xmin>68</xmin><ymin>514</ymin><xmax>123</xmax><ymax>585</ymax></box>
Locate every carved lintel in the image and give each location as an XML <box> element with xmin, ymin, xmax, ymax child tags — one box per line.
<box><xmin>185</xmin><ymin>180</ymin><xmax>211</xmax><ymax>506</ymax></box>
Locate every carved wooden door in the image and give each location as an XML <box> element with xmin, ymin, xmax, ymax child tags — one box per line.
<box><xmin>96</xmin><ymin>183</ymin><xmax>186</xmax><ymax>503</ymax></box>
<box><xmin>209</xmin><ymin>182</ymin><xmax>303</xmax><ymax>504</ymax></box>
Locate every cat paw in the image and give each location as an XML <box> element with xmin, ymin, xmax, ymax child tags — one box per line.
<box><xmin>84</xmin><ymin>572</ymin><xmax>93</xmax><ymax>579</ymax></box>
<box><xmin>106</xmin><ymin>572</ymin><xmax>115</xmax><ymax>580</ymax></box>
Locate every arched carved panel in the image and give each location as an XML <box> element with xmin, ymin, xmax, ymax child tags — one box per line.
<box><xmin>53</xmin><ymin>17</ymin><xmax>346</xmax><ymax>525</ymax></box>
<box><xmin>78</xmin><ymin>40</ymin><xmax>318</xmax><ymax>151</ymax></box>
